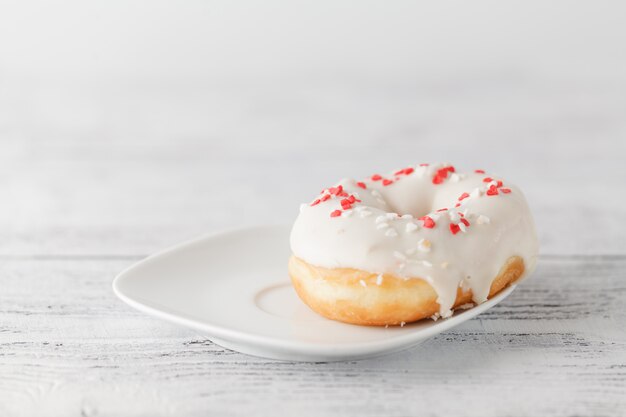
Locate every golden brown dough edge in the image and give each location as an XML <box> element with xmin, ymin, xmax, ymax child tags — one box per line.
<box><xmin>288</xmin><ymin>255</ymin><xmax>525</xmax><ymax>326</ymax></box>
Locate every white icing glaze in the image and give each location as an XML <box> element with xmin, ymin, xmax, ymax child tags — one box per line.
<box><xmin>290</xmin><ymin>163</ymin><xmax>539</xmax><ymax>318</ymax></box>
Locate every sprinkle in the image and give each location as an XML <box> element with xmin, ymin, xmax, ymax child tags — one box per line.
<box><xmin>376</xmin><ymin>274</ymin><xmax>384</xmax><ymax>285</ymax></box>
<box><xmin>436</xmin><ymin>208</ymin><xmax>448</xmax><ymax>212</ymax></box>
<box><xmin>347</xmin><ymin>195</ymin><xmax>358</xmax><ymax>203</ymax></box>
<box><xmin>359</xmin><ymin>209</ymin><xmax>373</xmax><ymax>218</ymax></box>
<box><xmin>330</xmin><ymin>210</ymin><xmax>342</xmax><ymax>218</ymax></box>
<box><xmin>417</xmin><ymin>238</ymin><xmax>432</xmax><ymax>252</ymax></box>
<box><xmin>496</xmin><ymin>180</ymin><xmax>503</xmax><ymax>187</ymax></box>
<box><xmin>419</xmin><ymin>163</ymin><xmax>429</xmax><ymax>166</ymax></box>
<box><xmin>450</xmin><ymin>223</ymin><xmax>461</xmax><ymax>234</ymax></box>
<box><xmin>403</xmin><ymin>167</ymin><xmax>414</xmax><ymax>175</ymax></box>
<box><xmin>448</xmin><ymin>210</ymin><xmax>460</xmax><ymax>223</ymax></box>
<box><xmin>458</xmin><ymin>192</ymin><xmax>470</xmax><ymax>201</ymax></box>
<box><xmin>393</xmin><ymin>251</ymin><xmax>407</xmax><ymax>260</ymax></box>
<box><xmin>386</xmin><ymin>213</ymin><xmax>398</xmax><ymax>220</ymax></box>
<box><xmin>359</xmin><ymin>279</ymin><xmax>367</xmax><ymax>287</ymax></box>
<box><xmin>458</xmin><ymin>221</ymin><xmax>467</xmax><ymax>232</ymax></box>
<box><xmin>476</xmin><ymin>214</ymin><xmax>490</xmax><ymax>224</ymax></box>
<box><xmin>375</xmin><ymin>215</ymin><xmax>387</xmax><ymax>224</ymax></box>
<box><xmin>483</xmin><ymin>177</ymin><xmax>493</xmax><ymax>183</ymax></box>
<box><xmin>405</xmin><ymin>222</ymin><xmax>419</xmax><ymax>233</ymax></box>
<box><xmin>486</xmin><ymin>185</ymin><xmax>499</xmax><ymax>196</ymax></box>
<box><xmin>501</xmin><ymin>188</ymin><xmax>511</xmax><ymax>194</ymax></box>
<box><xmin>470</xmin><ymin>188</ymin><xmax>482</xmax><ymax>199</ymax></box>
<box><xmin>371</xmin><ymin>174</ymin><xmax>382</xmax><ymax>181</ymax></box>
<box><xmin>376</xmin><ymin>222</ymin><xmax>390</xmax><ymax>229</ymax></box>
<box><xmin>343</xmin><ymin>209</ymin><xmax>353</xmax><ymax>217</ymax></box>
<box><xmin>311</xmin><ymin>199</ymin><xmax>320</xmax><ymax>206</ymax></box>
<box><xmin>401</xmin><ymin>214</ymin><xmax>413</xmax><ymax>219</ymax></box>
<box><xmin>382</xmin><ymin>179</ymin><xmax>393</xmax><ymax>186</ymax></box>
<box><xmin>328</xmin><ymin>185</ymin><xmax>343</xmax><ymax>195</ymax></box>
<box><xmin>460</xmin><ymin>218</ymin><xmax>470</xmax><ymax>227</ymax></box>
<box><xmin>340</xmin><ymin>199</ymin><xmax>352</xmax><ymax>210</ymax></box>
<box><xmin>385</xmin><ymin>228</ymin><xmax>398</xmax><ymax>237</ymax></box>
<box><xmin>450</xmin><ymin>173</ymin><xmax>460</xmax><ymax>183</ymax></box>
<box><xmin>356</xmin><ymin>181</ymin><xmax>367</xmax><ymax>189</ymax></box>
<box><xmin>320</xmin><ymin>194</ymin><xmax>331</xmax><ymax>202</ymax></box>
<box><xmin>420</xmin><ymin>216</ymin><xmax>436</xmax><ymax>228</ymax></box>
<box><xmin>475</xmin><ymin>169</ymin><xmax>485</xmax><ymax>174</ymax></box>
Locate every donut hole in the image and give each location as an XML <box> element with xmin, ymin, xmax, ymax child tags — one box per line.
<box><xmin>380</xmin><ymin>193</ymin><xmax>436</xmax><ymax>219</ymax></box>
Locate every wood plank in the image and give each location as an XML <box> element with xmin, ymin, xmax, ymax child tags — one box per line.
<box><xmin>1</xmin><ymin>256</ymin><xmax>624</xmax><ymax>416</ymax></box>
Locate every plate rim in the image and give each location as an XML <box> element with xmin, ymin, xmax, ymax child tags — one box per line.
<box><xmin>113</xmin><ymin>224</ymin><xmax>517</xmax><ymax>359</ymax></box>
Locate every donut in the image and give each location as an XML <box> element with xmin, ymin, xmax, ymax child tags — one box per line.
<box><xmin>289</xmin><ymin>163</ymin><xmax>539</xmax><ymax>326</ymax></box>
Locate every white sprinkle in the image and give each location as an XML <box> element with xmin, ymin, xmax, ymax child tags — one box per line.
<box><xmin>458</xmin><ymin>221</ymin><xmax>467</xmax><ymax>232</ymax></box>
<box><xmin>440</xmin><ymin>261</ymin><xmax>449</xmax><ymax>269</ymax></box>
<box><xmin>448</xmin><ymin>210</ymin><xmax>460</xmax><ymax>223</ymax></box>
<box><xmin>375</xmin><ymin>215</ymin><xmax>387</xmax><ymax>224</ymax></box>
<box><xmin>422</xmin><ymin>260</ymin><xmax>433</xmax><ymax>268</ymax></box>
<box><xmin>441</xmin><ymin>310</ymin><xmax>453</xmax><ymax>319</ymax></box>
<box><xmin>430</xmin><ymin>313</ymin><xmax>441</xmax><ymax>321</ymax></box>
<box><xmin>376</xmin><ymin>222</ymin><xmax>390</xmax><ymax>229</ymax></box>
<box><xmin>385</xmin><ymin>228</ymin><xmax>398</xmax><ymax>237</ymax></box>
<box><xmin>450</xmin><ymin>173</ymin><xmax>460</xmax><ymax>183</ymax></box>
<box><xmin>400</xmin><ymin>321</ymin><xmax>406</xmax><ymax>327</ymax></box>
<box><xmin>405</xmin><ymin>222</ymin><xmax>419</xmax><ymax>233</ymax></box>
<box><xmin>401</xmin><ymin>214</ymin><xmax>413</xmax><ymax>219</ymax></box>
<box><xmin>417</xmin><ymin>238</ymin><xmax>432</xmax><ymax>252</ymax></box>
<box><xmin>359</xmin><ymin>279</ymin><xmax>367</xmax><ymax>287</ymax></box>
<box><xmin>393</xmin><ymin>251</ymin><xmax>407</xmax><ymax>260</ymax></box>
<box><xmin>353</xmin><ymin>192</ymin><xmax>360</xmax><ymax>199</ymax></box>
<box><xmin>456</xmin><ymin>303</ymin><xmax>474</xmax><ymax>310</ymax></box>
<box><xmin>470</xmin><ymin>188</ymin><xmax>482</xmax><ymax>199</ymax></box>
<box><xmin>477</xmin><ymin>214</ymin><xmax>491</xmax><ymax>224</ymax></box>
<box><xmin>376</xmin><ymin>274</ymin><xmax>384</xmax><ymax>285</ymax></box>
<box><xmin>299</xmin><ymin>204</ymin><xmax>307</xmax><ymax>212</ymax></box>
<box><xmin>405</xmin><ymin>248</ymin><xmax>416</xmax><ymax>256</ymax></box>
<box><xmin>489</xmin><ymin>180</ymin><xmax>499</xmax><ymax>188</ymax></box>
<box><xmin>386</xmin><ymin>213</ymin><xmax>398</xmax><ymax>220</ymax></box>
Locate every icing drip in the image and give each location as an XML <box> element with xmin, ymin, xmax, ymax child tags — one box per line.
<box><xmin>290</xmin><ymin>163</ymin><xmax>539</xmax><ymax>318</ymax></box>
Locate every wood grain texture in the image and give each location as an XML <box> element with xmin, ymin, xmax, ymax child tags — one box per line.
<box><xmin>0</xmin><ymin>256</ymin><xmax>624</xmax><ymax>417</ymax></box>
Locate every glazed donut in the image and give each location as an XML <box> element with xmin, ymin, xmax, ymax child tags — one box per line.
<box><xmin>289</xmin><ymin>163</ymin><xmax>539</xmax><ymax>326</ymax></box>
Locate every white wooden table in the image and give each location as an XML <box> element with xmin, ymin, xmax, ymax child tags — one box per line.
<box><xmin>1</xmin><ymin>74</ymin><xmax>625</xmax><ymax>416</ymax></box>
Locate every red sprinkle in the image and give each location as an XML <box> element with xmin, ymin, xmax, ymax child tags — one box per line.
<box><xmin>382</xmin><ymin>179</ymin><xmax>394</xmax><ymax>186</ymax></box>
<box><xmin>486</xmin><ymin>185</ymin><xmax>499</xmax><ymax>196</ymax></box>
<box><xmin>455</xmin><ymin>203</ymin><xmax>461</xmax><ymax>207</ymax></box>
<box><xmin>436</xmin><ymin>208</ymin><xmax>448</xmax><ymax>212</ymax></box>
<box><xmin>320</xmin><ymin>194</ymin><xmax>331</xmax><ymax>202</ymax></box>
<box><xmin>475</xmin><ymin>169</ymin><xmax>485</xmax><ymax>174</ymax></box>
<box><xmin>483</xmin><ymin>177</ymin><xmax>493</xmax><ymax>183</ymax></box>
<box><xmin>347</xmin><ymin>195</ymin><xmax>356</xmax><ymax>203</ymax></box>
<box><xmin>330</xmin><ymin>210</ymin><xmax>342</xmax><ymax>218</ymax></box>
<box><xmin>496</xmin><ymin>180</ymin><xmax>503</xmax><ymax>187</ymax></box>
<box><xmin>420</xmin><ymin>216</ymin><xmax>436</xmax><ymax>228</ymax></box>
<box><xmin>404</xmin><ymin>167</ymin><xmax>414</xmax><ymax>175</ymax></box>
<box><xmin>419</xmin><ymin>163</ymin><xmax>429</xmax><ymax>166</ymax></box>
<box><xmin>458</xmin><ymin>192</ymin><xmax>470</xmax><ymax>201</ymax></box>
<box><xmin>371</xmin><ymin>174</ymin><xmax>382</xmax><ymax>181</ymax></box>
<box><xmin>432</xmin><ymin>166</ymin><xmax>455</xmax><ymax>184</ymax></box>
<box><xmin>356</xmin><ymin>181</ymin><xmax>367</xmax><ymax>189</ymax></box>
<box><xmin>340</xmin><ymin>199</ymin><xmax>352</xmax><ymax>210</ymax></box>
<box><xmin>501</xmin><ymin>188</ymin><xmax>511</xmax><ymax>194</ymax></box>
<box><xmin>338</xmin><ymin>191</ymin><xmax>349</xmax><ymax>197</ymax></box>
<box><xmin>328</xmin><ymin>185</ymin><xmax>343</xmax><ymax>195</ymax></box>
<box><xmin>460</xmin><ymin>218</ymin><xmax>470</xmax><ymax>227</ymax></box>
<box><xmin>449</xmin><ymin>223</ymin><xmax>461</xmax><ymax>235</ymax></box>
<box><xmin>311</xmin><ymin>199</ymin><xmax>320</xmax><ymax>206</ymax></box>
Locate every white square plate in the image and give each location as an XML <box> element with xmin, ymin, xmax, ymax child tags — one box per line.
<box><xmin>113</xmin><ymin>225</ymin><xmax>516</xmax><ymax>362</ymax></box>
